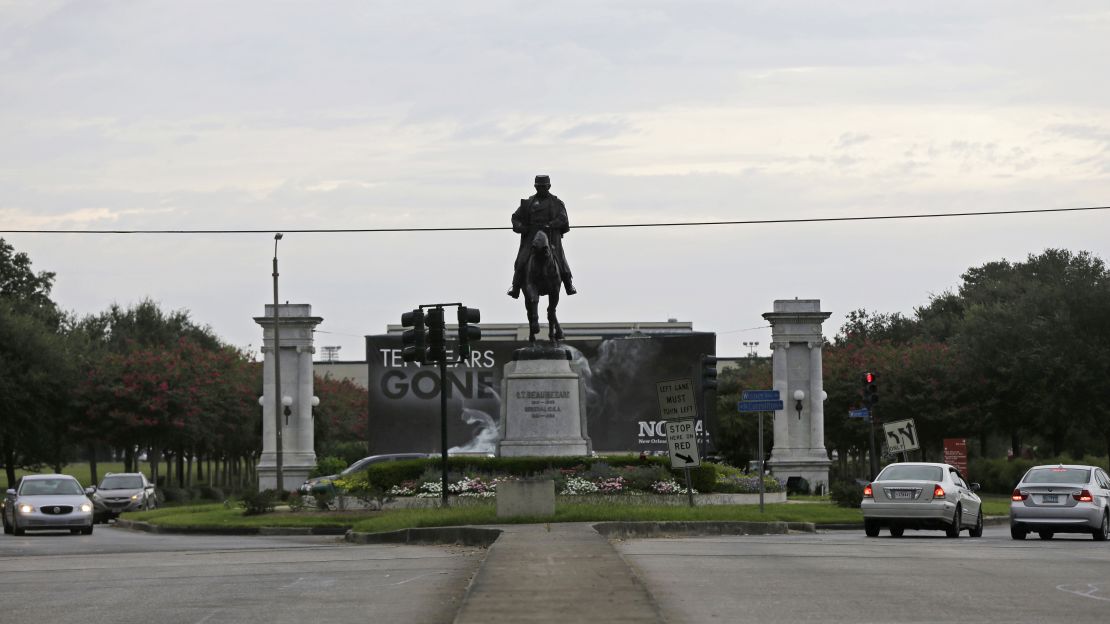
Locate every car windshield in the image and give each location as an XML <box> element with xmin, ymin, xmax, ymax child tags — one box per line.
<box><xmin>877</xmin><ymin>465</ymin><xmax>944</xmax><ymax>481</ymax></box>
<box><xmin>100</xmin><ymin>476</ymin><xmax>144</xmax><ymax>489</ymax></box>
<box><xmin>20</xmin><ymin>479</ymin><xmax>84</xmax><ymax>496</ymax></box>
<box><xmin>1023</xmin><ymin>467</ymin><xmax>1090</xmax><ymax>485</ymax></box>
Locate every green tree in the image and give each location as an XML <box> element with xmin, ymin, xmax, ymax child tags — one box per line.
<box><xmin>0</xmin><ymin>239</ymin><xmax>70</xmax><ymax>487</ymax></box>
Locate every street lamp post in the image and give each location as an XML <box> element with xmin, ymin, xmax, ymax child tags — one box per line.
<box><xmin>272</xmin><ymin>233</ymin><xmax>284</xmax><ymax>492</ymax></box>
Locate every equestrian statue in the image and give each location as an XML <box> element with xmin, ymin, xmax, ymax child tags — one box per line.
<box><xmin>507</xmin><ymin>174</ymin><xmax>577</xmax><ymax>345</ymax></box>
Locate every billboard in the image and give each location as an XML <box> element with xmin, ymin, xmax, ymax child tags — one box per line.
<box><xmin>365</xmin><ymin>332</ymin><xmax>716</xmax><ymax>455</ymax></box>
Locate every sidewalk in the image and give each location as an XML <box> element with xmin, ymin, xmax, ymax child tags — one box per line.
<box><xmin>452</xmin><ymin>523</ymin><xmax>666</xmax><ymax>624</ymax></box>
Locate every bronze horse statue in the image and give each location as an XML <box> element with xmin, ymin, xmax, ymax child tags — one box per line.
<box><xmin>523</xmin><ymin>228</ymin><xmax>564</xmax><ymax>344</ymax></box>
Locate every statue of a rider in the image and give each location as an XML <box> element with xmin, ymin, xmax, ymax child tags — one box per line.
<box><xmin>507</xmin><ymin>174</ymin><xmax>577</xmax><ymax>299</ymax></box>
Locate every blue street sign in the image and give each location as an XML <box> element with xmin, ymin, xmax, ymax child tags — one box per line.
<box><xmin>741</xmin><ymin>390</ymin><xmax>780</xmax><ymax>402</ymax></box>
<box><xmin>849</xmin><ymin>408</ymin><xmax>871</xmax><ymax>419</ymax></box>
<box><xmin>738</xmin><ymin>400</ymin><xmax>784</xmax><ymax>412</ymax></box>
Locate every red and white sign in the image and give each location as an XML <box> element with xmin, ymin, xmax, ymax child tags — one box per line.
<box><xmin>944</xmin><ymin>438</ymin><xmax>968</xmax><ymax>476</ymax></box>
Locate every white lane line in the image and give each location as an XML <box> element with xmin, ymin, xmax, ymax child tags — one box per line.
<box><xmin>1057</xmin><ymin>583</ymin><xmax>1110</xmax><ymax>602</ymax></box>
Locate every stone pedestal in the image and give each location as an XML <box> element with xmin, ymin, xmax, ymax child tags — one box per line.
<box><xmin>763</xmin><ymin>299</ymin><xmax>832</xmax><ymax>493</ymax></box>
<box><xmin>497</xmin><ymin>346</ymin><xmax>591</xmax><ymax>457</ymax></box>
<box><xmin>254</xmin><ymin>304</ymin><xmax>322</xmax><ymax>491</ymax></box>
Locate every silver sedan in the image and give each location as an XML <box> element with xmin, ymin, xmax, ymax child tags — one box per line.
<box><xmin>861</xmin><ymin>462</ymin><xmax>983</xmax><ymax>538</ymax></box>
<box><xmin>2</xmin><ymin>474</ymin><xmax>94</xmax><ymax>536</ymax></box>
<box><xmin>1010</xmin><ymin>464</ymin><xmax>1110</xmax><ymax>541</ymax></box>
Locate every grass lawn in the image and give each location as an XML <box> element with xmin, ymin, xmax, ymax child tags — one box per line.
<box><xmin>13</xmin><ymin>462</ymin><xmax>153</xmax><ymax>488</ymax></box>
<box><xmin>124</xmin><ymin>498</ymin><xmax>866</xmax><ymax>533</ymax></box>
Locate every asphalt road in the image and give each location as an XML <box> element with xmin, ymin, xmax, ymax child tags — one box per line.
<box><xmin>0</xmin><ymin>524</ymin><xmax>484</xmax><ymax>624</ymax></box>
<box><xmin>5</xmin><ymin>524</ymin><xmax>1109</xmax><ymax>623</ymax></box>
<box><xmin>618</xmin><ymin>525</ymin><xmax>1110</xmax><ymax>624</ymax></box>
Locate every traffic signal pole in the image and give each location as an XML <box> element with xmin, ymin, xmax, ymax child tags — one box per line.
<box><xmin>868</xmin><ymin>405</ymin><xmax>879</xmax><ymax>479</ymax></box>
<box><xmin>400</xmin><ymin>302</ymin><xmax>481</xmax><ymax>509</ymax></box>
<box><xmin>439</xmin><ymin>356</ymin><xmax>449</xmax><ymax>507</ymax></box>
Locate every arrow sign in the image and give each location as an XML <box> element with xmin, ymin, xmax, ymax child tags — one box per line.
<box><xmin>664</xmin><ymin>419</ymin><xmax>701</xmax><ymax>469</ymax></box>
<box><xmin>738</xmin><ymin>400</ymin><xmax>784</xmax><ymax>412</ymax></box>
<box><xmin>742</xmin><ymin>390</ymin><xmax>780</xmax><ymax>401</ymax></box>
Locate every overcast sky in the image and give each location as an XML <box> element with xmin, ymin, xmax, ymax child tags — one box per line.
<box><xmin>2</xmin><ymin>1</ymin><xmax>1109</xmax><ymax>360</ymax></box>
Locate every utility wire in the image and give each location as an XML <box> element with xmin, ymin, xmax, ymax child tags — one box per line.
<box><xmin>1</xmin><ymin>204</ymin><xmax>1106</xmax><ymax>234</ymax></box>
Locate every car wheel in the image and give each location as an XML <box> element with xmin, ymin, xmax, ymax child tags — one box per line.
<box><xmin>945</xmin><ymin>506</ymin><xmax>961</xmax><ymax>538</ymax></box>
<box><xmin>1093</xmin><ymin>512</ymin><xmax>1109</xmax><ymax>542</ymax></box>
<box><xmin>2</xmin><ymin>512</ymin><xmax>11</xmax><ymax>535</ymax></box>
<box><xmin>81</xmin><ymin>524</ymin><xmax>93</xmax><ymax>536</ymax></box>
<box><xmin>889</xmin><ymin>526</ymin><xmax>904</xmax><ymax>538</ymax></box>
<box><xmin>1010</xmin><ymin>524</ymin><xmax>1027</xmax><ymax>540</ymax></box>
<box><xmin>1038</xmin><ymin>531</ymin><xmax>1054</xmax><ymax>540</ymax></box>
<box><xmin>969</xmin><ymin>510</ymin><xmax>984</xmax><ymax>538</ymax></box>
<box><xmin>12</xmin><ymin>516</ymin><xmax>25</xmax><ymax>536</ymax></box>
<box><xmin>864</xmin><ymin>519</ymin><xmax>880</xmax><ymax>537</ymax></box>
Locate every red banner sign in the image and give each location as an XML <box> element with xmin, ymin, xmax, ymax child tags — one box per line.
<box><xmin>943</xmin><ymin>438</ymin><xmax>968</xmax><ymax>476</ymax></box>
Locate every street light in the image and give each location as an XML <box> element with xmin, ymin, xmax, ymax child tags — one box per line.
<box><xmin>793</xmin><ymin>389</ymin><xmax>805</xmax><ymax>419</ymax></box>
<box><xmin>742</xmin><ymin>341</ymin><xmax>760</xmax><ymax>357</ymax></box>
<box><xmin>282</xmin><ymin>395</ymin><xmax>293</xmax><ymax>424</ymax></box>
<box><xmin>272</xmin><ymin>233</ymin><xmax>284</xmax><ymax>492</ymax></box>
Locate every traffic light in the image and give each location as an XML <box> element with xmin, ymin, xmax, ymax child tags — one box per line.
<box><xmin>457</xmin><ymin>306</ymin><xmax>481</xmax><ymax>358</ymax></box>
<box><xmin>862</xmin><ymin>371</ymin><xmax>879</xmax><ymax>405</ymax></box>
<box><xmin>700</xmin><ymin>354</ymin><xmax>718</xmax><ymax>392</ymax></box>
<box><xmin>400</xmin><ymin>309</ymin><xmax>426</xmax><ymax>363</ymax></box>
<box><xmin>425</xmin><ymin>306</ymin><xmax>447</xmax><ymax>362</ymax></box>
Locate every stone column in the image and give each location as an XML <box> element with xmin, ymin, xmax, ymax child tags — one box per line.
<box><xmin>770</xmin><ymin>342</ymin><xmax>790</xmax><ymax>456</ymax></box>
<box><xmin>763</xmin><ymin>299</ymin><xmax>832</xmax><ymax>494</ymax></box>
<box><xmin>809</xmin><ymin>341</ymin><xmax>825</xmax><ymax>454</ymax></box>
<box><xmin>254</xmin><ymin>304</ymin><xmax>323</xmax><ymax>491</ymax></box>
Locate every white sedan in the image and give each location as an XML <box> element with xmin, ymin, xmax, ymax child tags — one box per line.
<box><xmin>2</xmin><ymin>474</ymin><xmax>95</xmax><ymax>536</ymax></box>
<box><xmin>861</xmin><ymin>462</ymin><xmax>983</xmax><ymax>538</ymax></box>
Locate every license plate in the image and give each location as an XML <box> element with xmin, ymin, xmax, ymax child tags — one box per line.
<box><xmin>1042</xmin><ymin>494</ymin><xmax>1059</xmax><ymax>503</ymax></box>
<box><xmin>892</xmin><ymin>490</ymin><xmax>914</xmax><ymax>499</ymax></box>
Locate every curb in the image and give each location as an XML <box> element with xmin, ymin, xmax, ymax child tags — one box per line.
<box><xmin>593</xmin><ymin>520</ymin><xmax>815</xmax><ymax>539</ymax></box>
<box><xmin>816</xmin><ymin>516</ymin><xmax>1010</xmax><ymax>531</ymax></box>
<box><xmin>113</xmin><ymin>519</ymin><xmax>349</xmax><ymax>536</ymax></box>
<box><xmin>344</xmin><ymin>526</ymin><xmax>502</xmax><ymax>547</ymax></box>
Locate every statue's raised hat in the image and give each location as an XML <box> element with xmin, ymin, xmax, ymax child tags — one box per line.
<box><xmin>534</xmin><ymin>174</ymin><xmax>551</xmax><ymax>185</ymax></box>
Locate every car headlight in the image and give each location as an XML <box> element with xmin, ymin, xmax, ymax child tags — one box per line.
<box><xmin>131</xmin><ymin>493</ymin><xmax>141</xmax><ymax>501</ymax></box>
<box><xmin>79</xmin><ymin>502</ymin><xmax>93</xmax><ymax>513</ymax></box>
<box><xmin>18</xmin><ymin>503</ymin><xmax>34</xmax><ymax>513</ymax></box>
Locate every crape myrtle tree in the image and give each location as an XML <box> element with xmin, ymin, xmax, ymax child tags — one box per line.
<box><xmin>75</xmin><ymin>300</ymin><xmax>261</xmax><ymax>489</ymax></box>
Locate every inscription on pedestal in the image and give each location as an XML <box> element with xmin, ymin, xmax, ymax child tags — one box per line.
<box><xmin>517</xmin><ymin>389</ymin><xmax>570</xmax><ymax>418</ymax></box>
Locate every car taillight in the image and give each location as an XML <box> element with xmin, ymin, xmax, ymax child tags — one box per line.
<box><xmin>863</xmin><ymin>484</ymin><xmax>873</xmax><ymax>498</ymax></box>
<box><xmin>1011</xmin><ymin>489</ymin><xmax>1027</xmax><ymax>501</ymax></box>
<box><xmin>1074</xmin><ymin>490</ymin><xmax>1094</xmax><ymax>503</ymax></box>
<box><xmin>933</xmin><ymin>484</ymin><xmax>945</xmax><ymax>499</ymax></box>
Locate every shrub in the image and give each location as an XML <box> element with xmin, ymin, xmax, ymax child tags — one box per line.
<box><xmin>196</xmin><ymin>485</ymin><xmax>224</xmax><ymax>501</ymax></box>
<box><xmin>672</xmin><ymin>463</ymin><xmax>717</xmax><ymax>493</ymax></box>
<box><xmin>161</xmin><ymin>486</ymin><xmax>191</xmax><ymax>504</ymax></box>
<box><xmin>786</xmin><ymin>477</ymin><xmax>811</xmax><ymax>495</ymax></box>
<box><xmin>239</xmin><ymin>489</ymin><xmax>278</xmax><ymax>515</ymax></box>
<box><xmin>830</xmin><ymin>480</ymin><xmax>864</xmax><ymax>508</ymax></box>
<box><xmin>310</xmin><ymin>456</ymin><xmax>348</xmax><ymax>479</ymax></box>
<box><xmin>286</xmin><ymin>491</ymin><xmax>306</xmax><ymax>511</ymax></box>
<box><xmin>713</xmin><ymin>466</ymin><xmax>784</xmax><ymax>494</ymax></box>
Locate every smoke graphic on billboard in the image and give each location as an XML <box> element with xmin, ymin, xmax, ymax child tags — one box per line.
<box><xmin>449</xmin><ymin>388</ymin><xmax>501</xmax><ymax>455</ymax></box>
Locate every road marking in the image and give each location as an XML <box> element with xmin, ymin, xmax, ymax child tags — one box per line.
<box><xmin>1057</xmin><ymin>583</ymin><xmax>1110</xmax><ymax>602</ymax></box>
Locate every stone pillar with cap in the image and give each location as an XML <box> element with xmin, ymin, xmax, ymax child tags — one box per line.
<box><xmin>254</xmin><ymin>303</ymin><xmax>323</xmax><ymax>490</ymax></box>
<box><xmin>762</xmin><ymin>299</ymin><xmax>832</xmax><ymax>493</ymax></box>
